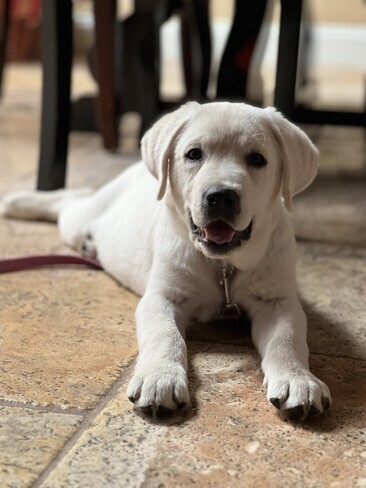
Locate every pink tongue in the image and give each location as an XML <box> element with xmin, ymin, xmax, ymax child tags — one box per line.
<box><xmin>203</xmin><ymin>220</ymin><xmax>236</xmax><ymax>245</ymax></box>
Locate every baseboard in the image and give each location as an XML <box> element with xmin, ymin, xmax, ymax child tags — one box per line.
<box><xmin>73</xmin><ymin>11</ymin><xmax>366</xmax><ymax>73</ymax></box>
<box><xmin>160</xmin><ymin>18</ymin><xmax>366</xmax><ymax>73</ymax></box>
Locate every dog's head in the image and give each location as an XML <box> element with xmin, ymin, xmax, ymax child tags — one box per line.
<box><xmin>141</xmin><ymin>102</ymin><xmax>318</xmax><ymax>260</ymax></box>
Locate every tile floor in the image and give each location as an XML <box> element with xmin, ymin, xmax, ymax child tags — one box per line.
<box><xmin>0</xmin><ymin>63</ymin><xmax>366</xmax><ymax>488</ymax></box>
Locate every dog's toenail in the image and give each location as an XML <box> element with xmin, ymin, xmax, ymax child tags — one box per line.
<box><xmin>270</xmin><ymin>398</ymin><xmax>281</xmax><ymax>410</ymax></box>
<box><xmin>322</xmin><ymin>397</ymin><xmax>331</xmax><ymax>410</ymax></box>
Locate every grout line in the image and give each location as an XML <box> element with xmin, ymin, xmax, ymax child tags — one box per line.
<box><xmin>0</xmin><ymin>399</ymin><xmax>89</xmax><ymax>416</ymax></box>
<box><xmin>31</xmin><ymin>358</ymin><xmax>136</xmax><ymax>488</ymax></box>
<box><xmin>309</xmin><ymin>351</ymin><xmax>366</xmax><ymax>362</ymax></box>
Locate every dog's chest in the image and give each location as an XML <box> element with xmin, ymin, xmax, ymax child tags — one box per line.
<box><xmin>189</xmin><ymin>265</ymin><xmax>245</xmax><ymax>323</ymax></box>
<box><xmin>190</xmin><ymin>286</ymin><xmax>222</xmax><ymax>323</ymax></box>
<box><xmin>185</xmin><ymin>269</ymin><xmax>222</xmax><ymax>323</ymax></box>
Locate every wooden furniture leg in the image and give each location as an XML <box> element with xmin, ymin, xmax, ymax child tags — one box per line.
<box><xmin>0</xmin><ymin>0</ymin><xmax>10</xmax><ymax>98</ymax></box>
<box><xmin>93</xmin><ymin>0</ymin><xmax>118</xmax><ymax>150</ymax></box>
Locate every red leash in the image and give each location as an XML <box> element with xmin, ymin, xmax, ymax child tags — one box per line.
<box><xmin>0</xmin><ymin>254</ymin><xmax>103</xmax><ymax>273</ymax></box>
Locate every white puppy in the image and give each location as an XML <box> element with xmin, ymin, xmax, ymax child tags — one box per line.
<box><xmin>2</xmin><ymin>102</ymin><xmax>331</xmax><ymax>420</ymax></box>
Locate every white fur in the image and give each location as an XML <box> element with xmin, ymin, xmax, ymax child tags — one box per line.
<box><xmin>2</xmin><ymin>102</ymin><xmax>331</xmax><ymax>419</ymax></box>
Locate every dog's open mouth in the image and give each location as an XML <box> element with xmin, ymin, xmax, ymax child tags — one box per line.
<box><xmin>190</xmin><ymin>215</ymin><xmax>253</xmax><ymax>253</ymax></box>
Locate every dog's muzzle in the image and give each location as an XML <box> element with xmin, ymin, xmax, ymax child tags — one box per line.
<box><xmin>189</xmin><ymin>214</ymin><xmax>253</xmax><ymax>254</ymax></box>
<box><xmin>189</xmin><ymin>187</ymin><xmax>252</xmax><ymax>254</ymax></box>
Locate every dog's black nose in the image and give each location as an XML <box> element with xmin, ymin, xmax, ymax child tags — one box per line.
<box><xmin>203</xmin><ymin>187</ymin><xmax>240</xmax><ymax>220</ymax></box>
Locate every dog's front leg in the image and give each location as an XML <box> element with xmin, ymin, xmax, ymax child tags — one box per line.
<box><xmin>251</xmin><ymin>297</ymin><xmax>331</xmax><ymax>420</ymax></box>
<box><xmin>127</xmin><ymin>292</ymin><xmax>190</xmax><ymax>417</ymax></box>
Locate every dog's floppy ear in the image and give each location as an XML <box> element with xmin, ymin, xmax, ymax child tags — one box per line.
<box><xmin>141</xmin><ymin>102</ymin><xmax>200</xmax><ymax>200</ymax></box>
<box><xmin>265</xmin><ymin>107</ymin><xmax>319</xmax><ymax>211</ymax></box>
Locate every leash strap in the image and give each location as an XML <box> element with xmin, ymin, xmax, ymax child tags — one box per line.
<box><xmin>0</xmin><ymin>254</ymin><xmax>103</xmax><ymax>273</ymax></box>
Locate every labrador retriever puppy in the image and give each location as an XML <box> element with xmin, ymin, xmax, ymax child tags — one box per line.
<box><xmin>2</xmin><ymin>102</ymin><xmax>331</xmax><ymax>420</ymax></box>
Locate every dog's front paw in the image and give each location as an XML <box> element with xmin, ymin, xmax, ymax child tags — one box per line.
<box><xmin>127</xmin><ymin>362</ymin><xmax>190</xmax><ymax>417</ymax></box>
<box><xmin>265</xmin><ymin>369</ymin><xmax>331</xmax><ymax>421</ymax></box>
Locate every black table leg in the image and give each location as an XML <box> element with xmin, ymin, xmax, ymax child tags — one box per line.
<box><xmin>37</xmin><ymin>0</ymin><xmax>72</xmax><ymax>191</ymax></box>
<box><xmin>181</xmin><ymin>0</ymin><xmax>211</xmax><ymax>99</ymax></box>
<box><xmin>194</xmin><ymin>0</ymin><xmax>211</xmax><ymax>98</ymax></box>
<box><xmin>216</xmin><ymin>0</ymin><xmax>266</xmax><ymax>100</ymax></box>
<box><xmin>274</xmin><ymin>0</ymin><xmax>302</xmax><ymax>118</ymax></box>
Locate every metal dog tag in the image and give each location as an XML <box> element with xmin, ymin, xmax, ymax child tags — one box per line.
<box><xmin>219</xmin><ymin>265</ymin><xmax>241</xmax><ymax>320</ymax></box>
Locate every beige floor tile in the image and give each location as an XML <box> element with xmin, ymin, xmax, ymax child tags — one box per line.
<box><xmin>0</xmin><ymin>62</ymin><xmax>140</xmax><ymax>197</ymax></box>
<box><xmin>65</xmin><ymin>133</ymin><xmax>139</xmax><ymax>190</ymax></box>
<box><xmin>0</xmin><ymin>217</ymin><xmax>139</xmax><ymax>409</ymax></box>
<box><xmin>0</xmin><ymin>405</ymin><xmax>82</xmax><ymax>488</ymax></box>
<box><xmin>0</xmin><ymin>218</ymin><xmax>64</xmax><ymax>256</ymax></box>
<box><xmin>293</xmin><ymin>176</ymin><xmax>366</xmax><ymax>247</ymax></box>
<box><xmin>313</xmin><ymin>126</ymin><xmax>366</xmax><ymax>177</ymax></box>
<box><xmin>293</xmin><ymin>125</ymin><xmax>366</xmax><ymax>248</ymax></box>
<box><xmin>297</xmin><ymin>242</ymin><xmax>366</xmax><ymax>360</ymax></box>
<box><xmin>40</xmin><ymin>343</ymin><xmax>366</xmax><ymax>488</ymax></box>
<box><xmin>0</xmin><ymin>105</ymin><xmax>140</xmax><ymax>196</ymax></box>
<box><xmin>0</xmin><ymin>268</ymin><xmax>138</xmax><ymax>409</ymax></box>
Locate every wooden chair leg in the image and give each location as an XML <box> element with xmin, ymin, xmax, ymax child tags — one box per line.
<box><xmin>0</xmin><ymin>0</ymin><xmax>10</xmax><ymax>98</ymax></box>
<box><xmin>37</xmin><ymin>0</ymin><xmax>72</xmax><ymax>190</ymax></box>
<box><xmin>93</xmin><ymin>0</ymin><xmax>118</xmax><ymax>151</ymax></box>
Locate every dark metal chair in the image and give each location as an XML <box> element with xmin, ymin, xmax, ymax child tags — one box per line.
<box><xmin>216</xmin><ymin>0</ymin><xmax>365</xmax><ymax>127</ymax></box>
<box><xmin>274</xmin><ymin>0</ymin><xmax>365</xmax><ymax>126</ymax></box>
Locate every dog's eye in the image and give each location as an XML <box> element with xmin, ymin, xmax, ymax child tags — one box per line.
<box><xmin>246</xmin><ymin>151</ymin><xmax>267</xmax><ymax>168</ymax></box>
<box><xmin>186</xmin><ymin>148</ymin><xmax>203</xmax><ymax>161</ymax></box>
